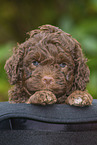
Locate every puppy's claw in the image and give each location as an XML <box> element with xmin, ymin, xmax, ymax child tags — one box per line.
<box><xmin>65</xmin><ymin>90</ymin><xmax>93</xmax><ymax>107</ymax></box>
<box><xmin>26</xmin><ymin>91</ymin><xmax>57</xmax><ymax>105</ymax></box>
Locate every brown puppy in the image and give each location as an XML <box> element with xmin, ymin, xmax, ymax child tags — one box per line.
<box><xmin>4</xmin><ymin>25</ymin><xmax>93</xmax><ymax>106</ymax></box>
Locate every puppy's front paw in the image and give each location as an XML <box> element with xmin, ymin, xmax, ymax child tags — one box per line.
<box><xmin>26</xmin><ymin>90</ymin><xmax>57</xmax><ymax>105</ymax></box>
<box><xmin>66</xmin><ymin>90</ymin><xmax>93</xmax><ymax>107</ymax></box>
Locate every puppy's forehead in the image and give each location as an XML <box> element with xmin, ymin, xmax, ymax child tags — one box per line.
<box><xmin>30</xmin><ymin>37</ymin><xmax>70</xmax><ymax>54</ymax></box>
<box><xmin>23</xmin><ymin>32</ymin><xmax>74</xmax><ymax>64</ymax></box>
<box><xmin>27</xmin><ymin>42</ymin><xmax>70</xmax><ymax>60</ymax></box>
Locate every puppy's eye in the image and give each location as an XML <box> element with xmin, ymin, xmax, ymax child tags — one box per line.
<box><xmin>32</xmin><ymin>61</ymin><xmax>39</xmax><ymax>66</ymax></box>
<box><xmin>60</xmin><ymin>63</ymin><xmax>66</xmax><ymax>68</ymax></box>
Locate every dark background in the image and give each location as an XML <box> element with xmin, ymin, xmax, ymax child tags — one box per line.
<box><xmin>0</xmin><ymin>0</ymin><xmax>97</xmax><ymax>101</ymax></box>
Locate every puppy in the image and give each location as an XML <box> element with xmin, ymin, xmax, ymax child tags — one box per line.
<box><xmin>4</xmin><ymin>24</ymin><xmax>93</xmax><ymax>106</ymax></box>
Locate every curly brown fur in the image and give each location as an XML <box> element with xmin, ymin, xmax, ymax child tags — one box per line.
<box><xmin>4</xmin><ymin>24</ymin><xmax>93</xmax><ymax>106</ymax></box>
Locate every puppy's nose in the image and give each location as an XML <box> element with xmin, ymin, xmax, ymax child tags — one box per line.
<box><xmin>42</xmin><ymin>76</ymin><xmax>54</xmax><ymax>85</ymax></box>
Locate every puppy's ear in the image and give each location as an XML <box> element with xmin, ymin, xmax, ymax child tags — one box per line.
<box><xmin>4</xmin><ymin>47</ymin><xmax>24</xmax><ymax>85</ymax></box>
<box><xmin>73</xmin><ymin>41</ymin><xmax>90</xmax><ymax>90</ymax></box>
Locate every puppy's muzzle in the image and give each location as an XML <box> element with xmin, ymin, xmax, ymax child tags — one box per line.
<box><xmin>42</xmin><ymin>76</ymin><xmax>54</xmax><ymax>85</ymax></box>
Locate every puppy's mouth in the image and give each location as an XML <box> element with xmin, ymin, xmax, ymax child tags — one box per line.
<box><xmin>41</xmin><ymin>89</ymin><xmax>65</xmax><ymax>98</ymax></box>
<box><xmin>27</xmin><ymin>85</ymin><xmax>66</xmax><ymax>98</ymax></box>
<box><xmin>25</xmin><ymin>74</ymin><xmax>67</xmax><ymax>98</ymax></box>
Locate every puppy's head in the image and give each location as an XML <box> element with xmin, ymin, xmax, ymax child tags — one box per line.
<box><xmin>5</xmin><ymin>25</ymin><xmax>90</xmax><ymax>98</ymax></box>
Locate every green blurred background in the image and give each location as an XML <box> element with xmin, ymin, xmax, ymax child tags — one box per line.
<box><xmin>0</xmin><ymin>0</ymin><xmax>97</xmax><ymax>102</ymax></box>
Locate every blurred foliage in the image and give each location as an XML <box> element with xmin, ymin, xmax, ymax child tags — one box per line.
<box><xmin>0</xmin><ymin>0</ymin><xmax>97</xmax><ymax>101</ymax></box>
<box><xmin>0</xmin><ymin>43</ymin><xmax>13</xmax><ymax>101</ymax></box>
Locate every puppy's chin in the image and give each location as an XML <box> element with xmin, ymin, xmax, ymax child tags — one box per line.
<box><xmin>39</xmin><ymin>89</ymin><xmax>64</xmax><ymax>96</ymax></box>
<box><xmin>25</xmin><ymin>77</ymin><xmax>72</xmax><ymax>99</ymax></box>
<box><xmin>27</xmin><ymin>86</ymin><xmax>67</xmax><ymax>99</ymax></box>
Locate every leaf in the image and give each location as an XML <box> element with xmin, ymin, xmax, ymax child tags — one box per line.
<box><xmin>0</xmin><ymin>43</ymin><xmax>13</xmax><ymax>61</ymax></box>
<box><xmin>82</xmin><ymin>36</ymin><xmax>97</xmax><ymax>55</ymax></box>
<box><xmin>87</xmin><ymin>71</ymin><xmax>97</xmax><ymax>99</ymax></box>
